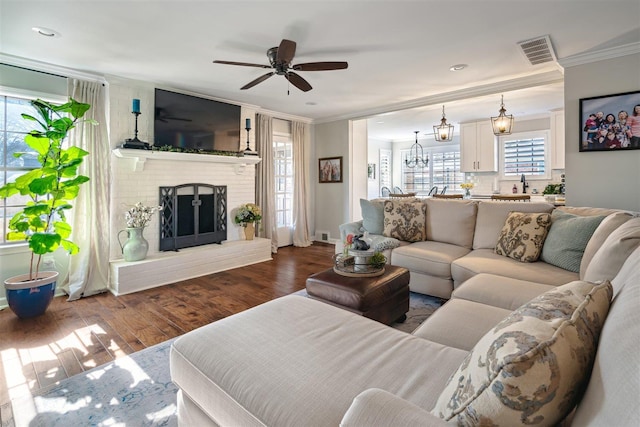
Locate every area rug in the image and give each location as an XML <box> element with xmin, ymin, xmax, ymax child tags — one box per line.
<box><xmin>10</xmin><ymin>292</ymin><xmax>443</xmax><ymax>427</ymax></box>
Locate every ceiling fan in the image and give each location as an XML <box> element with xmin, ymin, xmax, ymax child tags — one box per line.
<box><xmin>213</xmin><ymin>39</ymin><xmax>348</xmax><ymax>93</ymax></box>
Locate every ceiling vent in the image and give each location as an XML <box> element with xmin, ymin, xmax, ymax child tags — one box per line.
<box><xmin>517</xmin><ymin>35</ymin><xmax>557</xmax><ymax>65</ymax></box>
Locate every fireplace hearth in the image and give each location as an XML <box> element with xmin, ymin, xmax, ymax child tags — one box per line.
<box><xmin>159</xmin><ymin>183</ymin><xmax>227</xmax><ymax>251</ymax></box>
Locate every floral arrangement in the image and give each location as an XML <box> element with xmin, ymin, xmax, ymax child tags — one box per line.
<box><xmin>234</xmin><ymin>203</ymin><xmax>262</xmax><ymax>226</ymax></box>
<box><xmin>125</xmin><ymin>202</ymin><xmax>163</xmax><ymax>228</ymax></box>
<box><xmin>343</xmin><ymin>233</ymin><xmax>355</xmax><ymax>255</ymax></box>
<box><xmin>460</xmin><ymin>182</ymin><xmax>474</xmax><ymax>190</ymax></box>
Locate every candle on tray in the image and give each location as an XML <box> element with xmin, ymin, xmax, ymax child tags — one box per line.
<box><xmin>132</xmin><ymin>99</ymin><xmax>141</xmax><ymax>114</ymax></box>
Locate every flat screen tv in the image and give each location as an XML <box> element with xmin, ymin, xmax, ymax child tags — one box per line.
<box><xmin>153</xmin><ymin>89</ymin><xmax>241</xmax><ymax>153</ymax></box>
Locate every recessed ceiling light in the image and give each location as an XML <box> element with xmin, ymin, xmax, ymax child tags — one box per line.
<box><xmin>305</xmin><ymin>102</ymin><xmax>317</xmax><ymax>106</ymax></box>
<box><xmin>376</xmin><ymin>121</ymin><xmax>384</xmax><ymax>124</ymax></box>
<box><xmin>449</xmin><ymin>64</ymin><xmax>467</xmax><ymax>72</ymax></box>
<box><xmin>32</xmin><ymin>27</ymin><xmax>59</xmax><ymax>37</ymax></box>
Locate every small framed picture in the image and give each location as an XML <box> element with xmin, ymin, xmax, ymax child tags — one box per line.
<box><xmin>579</xmin><ymin>90</ymin><xmax>640</xmax><ymax>152</ymax></box>
<box><xmin>367</xmin><ymin>163</ymin><xmax>376</xmax><ymax>180</ymax></box>
<box><xmin>319</xmin><ymin>156</ymin><xmax>343</xmax><ymax>183</ymax></box>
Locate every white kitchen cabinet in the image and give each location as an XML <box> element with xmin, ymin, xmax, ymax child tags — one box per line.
<box><xmin>461</xmin><ymin>120</ymin><xmax>497</xmax><ymax>172</ymax></box>
<box><xmin>550</xmin><ymin>109</ymin><xmax>565</xmax><ymax>170</ymax></box>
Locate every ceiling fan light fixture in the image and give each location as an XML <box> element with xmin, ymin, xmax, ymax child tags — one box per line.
<box><xmin>433</xmin><ymin>105</ymin><xmax>454</xmax><ymax>142</ymax></box>
<box><xmin>491</xmin><ymin>94</ymin><xmax>514</xmax><ymax>135</ymax></box>
<box><xmin>405</xmin><ymin>130</ymin><xmax>428</xmax><ymax>168</ymax></box>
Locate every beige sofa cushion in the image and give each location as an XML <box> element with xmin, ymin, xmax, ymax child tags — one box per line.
<box><xmin>412</xmin><ymin>299</ymin><xmax>511</xmax><ymax>351</ymax></box>
<box><xmin>580</xmin><ymin>211</ymin><xmax>633</xmax><ymax>278</ymax></box>
<box><xmin>557</xmin><ymin>206</ymin><xmax>621</xmax><ymax>217</ymax></box>
<box><xmin>495</xmin><ymin>212</ymin><xmax>551</xmax><ymax>262</ymax></box>
<box><xmin>383</xmin><ymin>199</ymin><xmax>427</xmax><ymax>242</ymax></box>
<box><xmin>391</xmin><ymin>241</ymin><xmax>471</xmax><ymax>278</ymax></box>
<box><xmin>425</xmin><ymin>199</ymin><xmax>477</xmax><ymax>248</ymax></box>
<box><xmin>433</xmin><ymin>280</ymin><xmax>613</xmax><ymax>426</ymax></box>
<box><xmin>473</xmin><ymin>201</ymin><xmax>554</xmax><ymax>249</ymax></box>
<box><xmin>583</xmin><ymin>216</ymin><xmax>640</xmax><ymax>283</ymax></box>
<box><xmin>341</xmin><ymin>389</ymin><xmax>450</xmax><ymax>427</ymax></box>
<box><xmin>452</xmin><ymin>273</ymin><xmax>556</xmax><ymax>311</ymax></box>
<box><xmin>452</xmin><ymin>249</ymin><xmax>579</xmax><ymax>287</ymax></box>
<box><xmin>171</xmin><ymin>295</ymin><xmax>467</xmax><ymax>427</ymax></box>
<box><xmin>573</xmin><ymin>247</ymin><xmax>640</xmax><ymax>426</ymax></box>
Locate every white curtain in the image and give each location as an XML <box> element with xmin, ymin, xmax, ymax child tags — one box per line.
<box><xmin>292</xmin><ymin>121</ymin><xmax>312</xmax><ymax>247</ymax></box>
<box><xmin>63</xmin><ymin>79</ymin><xmax>111</xmax><ymax>300</ymax></box>
<box><xmin>255</xmin><ymin>113</ymin><xmax>278</xmax><ymax>253</ymax></box>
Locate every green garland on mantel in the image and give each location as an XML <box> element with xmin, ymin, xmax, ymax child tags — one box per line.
<box><xmin>152</xmin><ymin>145</ymin><xmax>244</xmax><ymax>157</ymax></box>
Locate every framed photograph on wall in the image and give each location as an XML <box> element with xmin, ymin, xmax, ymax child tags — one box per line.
<box><xmin>319</xmin><ymin>156</ymin><xmax>343</xmax><ymax>183</ymax></box>
<box><xmin>579</xmin><ymin>90</ymin><xmax>640</xmax><ymax>152</ymax></box>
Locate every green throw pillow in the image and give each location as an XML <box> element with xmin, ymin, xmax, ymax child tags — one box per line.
<box><xmin>541</xmin><ymin>210</ymin><xmax>606</xmax><ymax>272</ymax></box>
<box><xmin>360</xmin><ymin>198</ymin><xmax>385</xmax><ymax>235</ymax></box>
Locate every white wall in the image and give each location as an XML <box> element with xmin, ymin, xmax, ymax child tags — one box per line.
<box><xmin>351</xmin><ymin>119</ymin><xmax>368</xmax><ymax>221</ymax></box>
<box><xmin>314</xmin><ymin>120</ymin><xmax>350</xmax><ymax>241</ymax></box>
<box><xmin>564</xmin><ymin>52</ymin><xmax>640</xmax><ymax>211</ymax></box>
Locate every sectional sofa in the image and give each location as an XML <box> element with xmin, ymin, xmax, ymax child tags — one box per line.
<box><xmin>338</xmin><ymin>199</ymin><xmax>632</xmax><ymax>299</ymax></box>
<box><xmin>170</xmin><ymin>199</ymin><xmax>640</xmax><ymax>426</ymax></box>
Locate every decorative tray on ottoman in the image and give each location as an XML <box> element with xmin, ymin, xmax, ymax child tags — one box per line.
<box><xmin>333</xmin><ymin>250</ymin><xmax>385</xmax><ymax>277</ymax></box>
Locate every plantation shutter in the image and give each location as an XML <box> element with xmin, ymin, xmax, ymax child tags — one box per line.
<box><xmin>503</xmin><ymin>136</ymin><xmax>546</xmax><ymax>176</ymax></box>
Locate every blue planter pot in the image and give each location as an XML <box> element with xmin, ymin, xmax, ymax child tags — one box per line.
<box><xmin>4</xmin><ymin>271</ymin><xmax>59</xmax><ymax>318</ymax></box>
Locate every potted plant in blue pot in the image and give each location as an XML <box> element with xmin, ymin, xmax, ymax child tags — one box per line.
<box><xmin>0</xmin><ymin>98</ymin><xmax>94</xmax><ymax>318</ymax></box>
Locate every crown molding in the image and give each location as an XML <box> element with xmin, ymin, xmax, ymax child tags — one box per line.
<box><xmin>558</xmin><ymin>42</ymin><xmax>640</xmax><ymax>68</ymax></box>
<box><xmin>314</xmin><ymin>71</ymin><xmax>564</xmax><ymax>125</ymax></box>
<box><xmin>0</xmin><ymin>53</ymin><xmax>106</xmax><ymax>83</ymax></box>
<box><xmin>256</xmin><ymin>107</ymin><xmax>313</xmax><ymax>124</ymax></box>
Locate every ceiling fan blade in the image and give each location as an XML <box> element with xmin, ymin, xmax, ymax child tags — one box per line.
<box><xmin>213</xmin><ymin>60</ymin><xmax>271</xmax><ymax>69</ymax></box>
<box><xmin>241</xmin><ymin>72</ymin><xmax>275</xmax><ymax>90</ymax></box>
<box><xmin>285</xmin><ymin>72</ymin><xmax>312</xmax><ymax>92</ymax></box>
<box><xmin>277</xmin><ymin>39</ymin><xmax>296</xmax><ymax>64</ymax></box>
<box><xmin>293</xmin><ymin>62</ymin><xmax>349</xmax><ymax>71</ymax></box>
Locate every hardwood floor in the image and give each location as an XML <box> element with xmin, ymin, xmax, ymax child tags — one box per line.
<box><xmin>0</xmin><ymin>243</ymin><xmax>334</xmax><ymax>423</ymax></box>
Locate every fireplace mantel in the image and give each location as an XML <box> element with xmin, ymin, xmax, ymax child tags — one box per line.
<box><xmin>112</xmin><ymin>148</ymin><xmax>261</xmax><ymax>173</ymax></box>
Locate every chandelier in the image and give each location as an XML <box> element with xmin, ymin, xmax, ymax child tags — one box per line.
<box><xmin>433</xmin><ymin>105</ymin><xmax>454</xmax><ymax>142</ymax></box>
<box><xmin>491</xmin><ymin>94</ymin><xmax>514</xmax><ymax>135</ymax></box>
<box><xmin>405</xmin><ymin>131</ymin><xmax>428</xmax><ymax>168</ymax></box>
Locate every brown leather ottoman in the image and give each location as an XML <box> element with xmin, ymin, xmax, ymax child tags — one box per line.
<box><xmin>305</xmin><ymin>266</ymin><xmax>410</xmax><ymax>325</ymax></box>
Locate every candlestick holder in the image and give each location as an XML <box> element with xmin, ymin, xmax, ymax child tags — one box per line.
<box><xmin>123</xmin><ymin>111</ymin><xmax>150</xmax><ymax>150</ymax></box>
<box><xmin>244</xmin><ymin>125</ymin><xmax>251</xmax><ymax>152</ymax></box>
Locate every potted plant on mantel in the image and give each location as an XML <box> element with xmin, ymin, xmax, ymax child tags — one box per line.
<box><xmin>0</xmin><ymin>98</ymin><xmax>94</xmax><ymax>318</ymax></box>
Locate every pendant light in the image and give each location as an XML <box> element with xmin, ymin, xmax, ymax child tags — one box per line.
<box><xmin>433</xmin><ymin>105</ymin><xmax>454</xmax><ymax>142</ymax></box>
<box><xmin>491</xmin><ymin>94</ymin><xmax>514</xmax><ymax>135</ymax></box>
<box><xmin>405</xmin><ymin>131</ymin><xmax>428</xmax><ymax>168</ymax></box>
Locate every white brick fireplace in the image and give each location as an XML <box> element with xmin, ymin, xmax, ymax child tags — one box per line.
<box><xmin>107</xmin><ymin>79</ymin><xmax>270</xmax><ymax>295</ymax></box>
<box><xmin>109</xmin><ymin>149</ymin><xmax>271</xmax><ymax>295</ymax></box>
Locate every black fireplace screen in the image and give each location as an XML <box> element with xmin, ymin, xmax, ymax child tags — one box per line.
<box><xmin>159</xmin><ymin>184</ymin><xmax>227</xmax><ymax>251</ymax></box>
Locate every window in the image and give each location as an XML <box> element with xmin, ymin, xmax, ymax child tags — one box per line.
<box><xmin>501</xmin><ymin>131</ymin><xmax>549</xmax><ymax>178</ymax></box>
<box><xmin>379</xmin><ymin>149</ymin><xmax>391</xmax><ymax>195</ymax></box>
<box><xmin>1</xmin><ymin>95</ymin><xmax>42</xmax><ymax>245</ymax></box>
<box><xmin>273</xmin><ymin>137</ymin><xmax>293</xmax><ymax>227</ymax></box>
<box><xmin>401</xmin><ymin>147</ymin><xmax>463</xmax><ymax>194</ymax></box>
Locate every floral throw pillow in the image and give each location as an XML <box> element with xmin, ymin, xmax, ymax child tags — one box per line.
<box><xmin>495</xmin><ymin>212</ymin><xmax>551</xmax><ymax>262</ymax></box>
<box><xmin>433</xmin><ymin>280</ymin><xmax>613</xmax><ymax>426</ymax></box>
<box><xmin>382</xmin><ymin>200</ymin><xmax>426</xmax><ymax>242</ymax></box>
